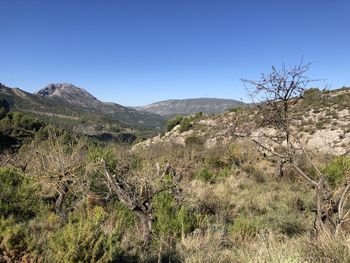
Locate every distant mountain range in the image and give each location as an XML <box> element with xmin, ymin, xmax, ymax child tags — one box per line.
<box><xmin>0</xmin><ymin>83</ymin><xmax>165</xmax><ymax>143</ymax></box>
<box><xmin>137</xmin><ymin>98</ymin><xmax>246</xmax><ymax>117</ymax></box>
<box><xmin>0</xmin><ymin>82</ymin><xmax>247</xmax><ymax>140</ymax></box>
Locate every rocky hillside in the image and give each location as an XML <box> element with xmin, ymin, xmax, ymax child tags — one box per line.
<box><xmin>137</xmin><ymin>98</ymin><xmax>246</xmax><ymax>117</ymax></box>
<box><xmin>33</xmin><ymin>83</ymin><xmax>165</xmax><ymax>127</ymax></box>
<box><xmin>0</xmin><ymin>83</ymin><xmax>165</xmax><ymax>141</ymax></box>
<box><xmin>34</xmin><ymin>83</ymin><xmax>101</xmax><ymax>108</ymax></box>
<box><xmin>135</xmin><ymin>88</ymin><xmax>350</xmax><ymax>156</ymax></box>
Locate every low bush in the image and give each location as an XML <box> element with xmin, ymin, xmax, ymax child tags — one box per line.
<box><xmin>166</xmin><ymin>115</ymin><xmax>183</xmax><ymax>132</ymax></box>
<box><xmin>196</xmin><ymin>168</ymin><xmax>214</xmax><ymax>182</ymax></box>
<box><xmin>230</xmin><ymin>216</ymin><xmax>262</xmax><ymax>241</ymax></box>
<box><xmin>47</xmin><ymin>206</ymin><xmax>127</xmax><ymax>263</ymax></box>
<box><xmin>0</xmin><ymin>168</ymin><xmax>41</xmax><ymax>220</ymax></box>
<box><xmin>179</xmin><ymin>117</ymin><xmax>192</xmax><ymax>133</ymax></box>
<box><xmin>184</xmin><ymin>135</ymin><xmax>203</xmax><ymax>147</ymax></box>
<box><xmin>0</xmin><ymin>217</ymin><xmax>34</xmax><ymax>262</ymax></box>
<box><xmin>323</xmin><ymin>156</ymin><xmax>350</xmax><ymax>188</ymax></box>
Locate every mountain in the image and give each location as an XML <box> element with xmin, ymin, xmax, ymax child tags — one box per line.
<box><xmin>136</xmin><ymin>98</ymin><xmax>246</xmax><ymax>117</ymax></box>
<box><xmin>34</xmin><ymin>83</ymin><xmax>101</xmax><ymax>108</ymax></box>
<box><xmin>135</xmin><ymin>88</ymin><xmax>350</xmax><ymax>156</ymax></box>
<box><xmin>33</xmin><ymin>83</ymin><xmax>155</xmax><ymax>122</ymax></box>
<box><xmin>0</xmin><ymin>83</ymin><xmax>165</xmax><ymax>141</ymax></box>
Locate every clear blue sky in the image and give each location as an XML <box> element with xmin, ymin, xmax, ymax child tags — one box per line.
<box><xmin>1</xmin><ymin>0</ymin><xmax>349</xmax><ymax>106</ymax></box>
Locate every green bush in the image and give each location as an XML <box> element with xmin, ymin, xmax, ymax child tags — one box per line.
<box><xmin>303</xmin><ymin>88</ymin><xmax>322</xmax><ymax>100</ymax></box>
<box><xmin>0</xmin><ymin>107</ymin><xmax>6</xmax><ymax>119</ymax></box>
<box><xmin>218</xmin><ymin>167</ymin><xmax>231</xmax><ymax>178</ymax></box>
<box><xmin>47</xmin><ymin>206</ymin><xmax>126</xmax><ymax>263</ymax></box>
<box><xmin>179</xmin><ymin>117</ymin><xmax>192</xmax><ymax>132</ymax></box>
<box><xmin>88</xmin><ymin>144</ymin><xmax>117</xmax><ymax>170</ymax></box>
<box><xmin>196</xmin><ymin>168</ymin><xmax>214</xmax><ymax>182</ymax></box>
<box><xmin>153</xmin><ymin>192</ymin><xmax>194</xmax><ymax>239</ymax></box>
<box><xmin>184</xmin><ymin>135</ymin><xmax>203</xmax><ymax>147</ymax></box>
<box><xmin>230</xmin><ymin>217</ymin><xmax>262</xmax><ymax>240</ymax></box>
<box><xmin>324</xmin><ymin>156</ymin><xmax>350</xmax><ymax>188</ymax></box>
<box><xmin>0</xmin><ymin>217</ymin><xmax>32</xmax><ymax>261</ymax></box>
<box><xmin>229</xmin><ymin>106</ymin><xmax>245</xmax><ymax>113</ymax></box>
<box><xmin>194</xmin><ymin>111</ymin><xmax>203</xmax><ymax>119</ymax></box>
<box><xmin>0</xmin><ymin>168</ymin><xmax>41</xmax><ymax>220</ymax></box>
<box><xmin>204</xmin><ymin>153</ymin><xmax>227</xmax><ymax>169</ymax></box>
<box><xmin>166</xmin><ymin>115</ymin><xmax>183</xmax><ymax>132</ymax></box>
<box><xmin>277</xmin><ymin>216</ymin><xmax>305</xmax><ymax>237</ymax></box>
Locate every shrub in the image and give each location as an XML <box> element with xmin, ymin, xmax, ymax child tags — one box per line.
<box><xmin>153</xmin><ymin>191</ymin><xmax>194</xmax><ymax>239</ymax></box>
<box><xmin>230</xmin><ymin>216</ymin><xmax>262</xmax><ymax>241</ymax></box>
<box><xmin>184</xmin><ymin>135</ymin><xmax>203</xmax><ymax>147</ymax></box>
<box><xmin>166</xmin><ymin>115</ymin><xmax>183</xmax><ymax>132</ymax></box>
<box><xmin>194</xmin><ymin>111</ymin><xmax>203</xmax><ymax>119</ymax></box>
<box><xmin>303</xmin><ymin>88</ymin><xmax>322</xmax><ymax>100</ymax></box>
<box><xmin>47</xmin><ymin>206</ymin><xmax>126</xmax><ymax>263</ymax></box>
<box><xmin>0</xmin><ymin>168</ymin><xmax>41</xmax><ymax>220</ymax></box>
<box><xmin>153</xmin><ymin>191</ymin><xmax>195</xmax><ymax>261</ymax></box>
<box><xmin>179</xmin><ymin>117</ymin><xmax>192</xmax><ymax>133</ymax></box>
<box><xmin>241</xmin><ymin>163</ymin><xmax>265</xmax><ymax>183</ymax></box>
<box><xmin>323</xmin><ymin>156</ymin><xmax>350</xmax><ymax>188</ymax></box>
<box><xmin>0</xmin><ymin>217</ymin><xmax>32</xmax><ymax>261</ymax></box>
<box><xmin>218</xmin><ymin>167</ymin><xmax>231</xmax><ymax>178</ymax></box>
<box><xmin>229</xmin><ymin>106</ymin><xmax>245</xmax><ymax>113</ymax></box>
<box><xmin>204</xmin><ymin>153</ymin><xmax>227</xmax><ymax>169</ymax></box>
<box><xmin>0</xmin><ymin>107</ymin><xmax>6</xmax><ymax>119</ymax></box>
<box><xmin>196</xmin><ymin>168</ymin><xmax>214</xmax><ymax>182</ymax></box>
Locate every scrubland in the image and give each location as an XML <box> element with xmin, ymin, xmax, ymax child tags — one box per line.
<box><xmin>1</xmin><ymin>87</ymin><xmax>350</xmax><ymax>262</ymax></box>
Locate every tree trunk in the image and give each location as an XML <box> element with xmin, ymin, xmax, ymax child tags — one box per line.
<box><xmin>313</xmin><ymin>183</ymin><xmax>338</xmax><ymax>236</ymax></box>
<box><xmin>55</xmin><ymin>182</ymin><xmax>69</xmax><ymax>221</ymax></box>
<box><xmin>314</xmin><ymin>184</ymin><xmax>324</xmax><ymax>236</ymax></box>
<box><xmin>135</xmin><ymin>210</ymin><xmax>153</xmax><ymax>246</ymax></box>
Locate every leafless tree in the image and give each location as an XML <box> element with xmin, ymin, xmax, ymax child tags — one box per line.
<box><xmin>26</xmin><ymin>129</ymin><xmax>88</xmax><ymax>219</ymax></box>
<box><xmin>242</xmin><ymin>61</ymin><xmax>350</xmax><ymax>236</ymax></box>
<box><xmin>99</xmin><ymin>150</ymin><xmax>180</xmax><ymax>246</ymax></box>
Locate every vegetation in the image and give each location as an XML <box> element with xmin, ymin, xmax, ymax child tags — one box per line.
<box><xmin>0</xmin><ymin>120</ymin><xmax>349</xmax><ymax>262</ymax></box>
<box><xmin>1</xmin><ymin>71</ymin><xmax>350</xmax><ymax>262</ymax></box>
<box><xmin>243</xmin><ymin>62</ymin><xmax>350</xmax><ymax>237</ymax></box>
<box><xmin>0</xmin><ymin>110</ymin><xmax>43</xmax><ymax>150</ymax></box>
<box><xmin>166</xmin><ymin>115</ymin><xmax>183</xmax><ymax>131</ymax></box>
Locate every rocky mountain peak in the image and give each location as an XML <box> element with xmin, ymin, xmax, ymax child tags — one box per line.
<box><xmin>35</xmin><ymin>83</ymin><xmax>95</xmax><ymax>98</ymax></box>
<box><xmin>34</xmin><ymin>83</ymin><xmax>101</xmax><ymax>108</ymax></box>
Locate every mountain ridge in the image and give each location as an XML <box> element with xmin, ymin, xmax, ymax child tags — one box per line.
<box><xmin>34</xmin><ymin>83</ymin><xmax>100</xmax><ymax>108</ymax></box>
<box><xmin>135</xmin><ymin>87</ymin><xmax>350</xmax><ymax>156</ymax></box>
<box><xmin>137</xmin><ymin>97</ymin><xmax>246</xmax><ymax>117</ymax></box>
<box><xmin>0</xmin><ymin>83</ymin><xmax>165</xmax><ymax>141</ymax></box>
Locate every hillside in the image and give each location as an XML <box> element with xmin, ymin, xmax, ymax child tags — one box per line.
<box><xmin>0</xmin><ymin>83</ymin><xmax>165</xmax><ymax>141</ymax></box>
<box><xmin>136</xmin><ymin>98</ymin><xmax>246</xmax><ymax>117</ymax></box>
<box><xmin>34</xmin><ymin>83</ymin><xmax>101</xmax><ymax>108</ymax></box>
<box><xmin>2</xmin><ymin>87</ymin><xmax>350</xmax><ymax>263</ymax></box>
<box><xmin>136</xmin><ymin>88</ymin><xmax>350</xmax><ymax>156</ymax></box>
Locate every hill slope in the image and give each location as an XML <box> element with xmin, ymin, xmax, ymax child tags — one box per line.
<box><xmin>137</xmin><ymin>98</ymin><xmax>246</xmax><ymax>117</ymax></box>
<box><xmin>34</xmin><ymin>83</ymin><xmax>101</xmax><ymax>108</ymax></box>
<box><xmin>135</xmin><ymin>88</ymin><xmax>350</xmax><ymax>156</ymax></box>
<box><xmin>0</xmin><ymin>83</ymin><xmax>165</xmax><ymax>141</ymax></box>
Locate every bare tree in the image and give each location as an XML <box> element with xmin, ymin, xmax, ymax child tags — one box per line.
<box><xmin>98</xmin><ymin>150</ymin><xmax>180</xmax><ymax>245</ymax></box>
<box><xmin>242</xmin><ymin>61</ymin><xmax>350</xmax><ymax>236</ymax></box>
<box><xmin>26</xmin><ymin>129</ymin><xmax>88</xmax><ymax>219</ymax></box>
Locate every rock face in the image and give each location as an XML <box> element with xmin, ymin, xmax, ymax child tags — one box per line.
<box><xmin>137</xmin><ymin>98</ymin><xmax>246</xmax><ymax>117</ymax></box>
<box><xmin>35</xmin><ymin>83</ymin><xmax>100</xmax><ymax>108</ymax></box>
